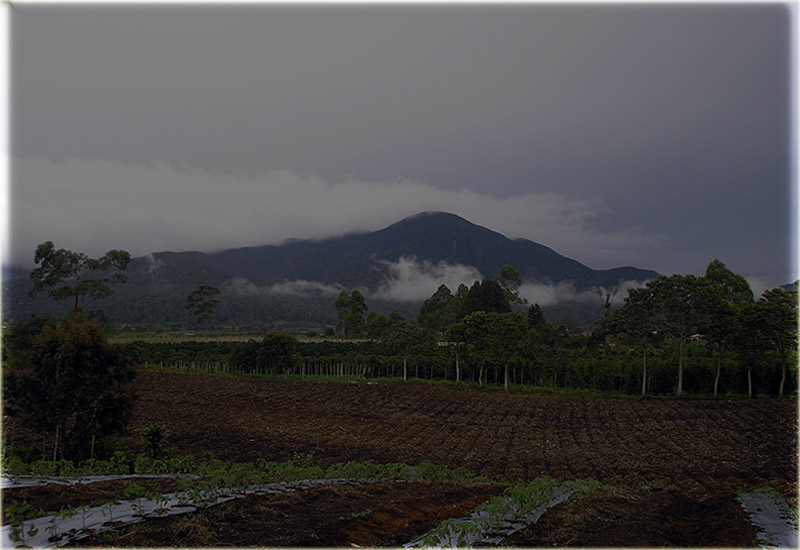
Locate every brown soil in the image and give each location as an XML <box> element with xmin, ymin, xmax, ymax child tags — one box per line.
<box><xmin>2</xmin><ymin>478</ymin><xmax>181</xmax><ymax>524</ymax></box>
<box><xmin>4</xmin><ymin>371</ymin><xmax>797</xmax><ymax>547</ymax></box>
<box><xmin>501</xmin><ymin>486</ymin><xmax>760</xmax><ymax>547</ymax></box>
<box><xmin>70</xmin><ymin>481</ymin><xmax>503</xmax><ymax>547</ymax></box>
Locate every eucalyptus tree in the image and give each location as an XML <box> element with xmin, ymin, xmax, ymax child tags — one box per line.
<box><xmin>459</xmin><ymin>279</ymin><xmax>512</xmax><ymax>320</ymax></box>
<box><xmin>527</xmin><ymin>303</ymin><xmax>546</xmax><ymax>328</ymax></box>
<box><xmin>496</xmin><ymin>265</ymin><xmax>528</xmax><ymax>306</ymax></box>
<box><xmin>603</xmin><ymin>287</ymin><xmax>660</xmax><ymax>395</ymax></box>
<box><xmin>731</xmin><ymin>302</ymin><xmax>768</xmax><ymax>398</ymax></box>
<box><xmin>29</xmin><ymin>241</ymin><xmax>131</xmax><ymax>320</ymax></box>
<box><xmin>382</xmin><ymin>320</ymin><xmax>436</xmax><ymax>381</ymax></box>
<box><xmin>365</xmin><ymin>311</ymin><xmax>390</xmax><ymax>339</ymax></box>
<box><xmin>757</xmin><ymin>287</ymin><xmax>798</xmax><ymax>396</ymax></box>
<box><xmin>417</xmin><ymin>284</ymin><xmax>455</xmax><ymax>336</ymax></box>
<box><xmin>185</xmin><ymin>284</ymin><xmax>221</xmax><ymax>328</ymax></box>
<box><xmin>449</xmin><ymin>311</ymin><xmax>529</xmax><ymax>389</ymax></box>
<box><xmin>699</xmin><ymin>259</ymin><xmax>754</xmax><ymax>396</ymax></box>
<box><xmin>335</xmin><ymin>290</ymin><xmax>368</xmax><ymax>338</ymax></box>
<box><xmin>642</xmin><ymin>274</ymin><xmax>706</xmax><ymax>397</ymax></box>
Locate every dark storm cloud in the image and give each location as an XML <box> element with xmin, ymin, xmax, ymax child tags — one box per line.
<box><xmin>7</xmin><ymin>4</ymin><xmax>795</xmax><ymax>287</ymax></box>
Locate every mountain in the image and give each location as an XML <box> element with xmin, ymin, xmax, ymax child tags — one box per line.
<box><xmin>2</xmin><ymin>212</ymin><xmax>659</xmax><ymax>328</ymax></box>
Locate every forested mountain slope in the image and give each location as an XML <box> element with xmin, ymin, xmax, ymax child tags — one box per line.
<box><xmin>3</xmin><ymin>212</ymin><xmax>659</xmax><ymax>327</ymax></box>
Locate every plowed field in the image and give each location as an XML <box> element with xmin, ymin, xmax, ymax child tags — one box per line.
<box><xmin>122</xmin><ymin>372</ymin><xmax>796</xmax><ymax>501</ymax></box>
<box><xmin>4</xmin><ymin>371</ymin><xmax>797</xmax><ymax>546</ymax></box>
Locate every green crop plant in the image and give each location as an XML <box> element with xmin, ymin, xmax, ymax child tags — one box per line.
<box><xmin>101</xmin><ymin>498</ymin><xmax>120</xmax><ymax>523</ymax></box>
<box><xmin>97</xmin><ymin>528</ymin><xmax>120</xmax><ymax>541</ymax></box>
<box><xmin>124</xmin><ymin>483</ymin><xmax>148</xmax><ymax>516</ymax></box>
<box><xmin>415</xmin><ymin>477</ymin><xmax>592</xmax><ymax>548</ymax></box>
<box><xmin>377</xmin><ymin>462</ymin><xmax>413</xmax><ymax>479</ymax></box>
<box><xmin>325</xmin><ymin>460</ymin><xmax>382</xmax><ymax>480</ymax></box>
<box><xmin>145</xmin><ymin>489</ymin><xmax>171</xmax><ymax>515</ymax></box>
<box><xmin>45</xmin><ymin>513</ymin><xmax>65</xmax><ymax>542</ymax></box>
<box><xmin>6</xmin><ymin>500</ymin><xmax>39</xmax><ymax>546</ymax></box>
<box><xmin>57</xmin><ymin>505</ymin><xmax>77</xmax><ymax>522</ymax></box>
<box><xmin>76</xmin><ymin>504</ymin><xmax>91</xmax><ymax>530</ymax></box>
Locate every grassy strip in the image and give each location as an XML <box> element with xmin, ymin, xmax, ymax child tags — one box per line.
<box><xmin>133</xmin><ymin>366</ymin><xmax>772</xmax><ymax>401</ymax></box>
<box><xmin>3</xmin><ymin>451</ymin><xmax>493</xmax><ymax>486</ymax></box>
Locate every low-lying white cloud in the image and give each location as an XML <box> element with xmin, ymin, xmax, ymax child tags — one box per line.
<box><xmin>217</xmin><ymin>269</ymin><xmax>650</xmax><ymax>306</ymax></box>
<box><xmin>744</xmin><ymin>276</ymin><xmax>770</xmax><ymax>300</ymax></box>
<box><xmin>143</xmin><ymin>253</ymin><xmax>162</xmax><ymax>276</ymax></box>
<box><xmin>519</xmin><ymin>279</ymin><xmax>650</xmax><ymax>307</ymax></box>
<box><xmin>371</xmin><ymin>256</ymin><xmax>483</xmax><ymax>302</ymax></box>
<box><xmin>8</xmin><ymin>156</ymin><xmax>669</xmax><ymax>269</ymax></box>
<box><xmin>223</xmin><ymin>277</ymin><xmax>346</xmax><ymax>299</ymax></box>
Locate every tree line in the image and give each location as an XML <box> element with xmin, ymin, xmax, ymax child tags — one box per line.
<box><xmin>329</xmin><ymin>260</ymin><xmax>797</xmax><ymax>397</ymax></box>
<box><xmin>102</xmin><ymin>260</ymin><xmax>797</xmax><ymax>398</ymax></box>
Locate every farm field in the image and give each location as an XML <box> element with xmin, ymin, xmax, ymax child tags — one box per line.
<box><xmin>122</xmin><ymin>372</ymin><xmax>797</xmax><ymax>499</ymax></box>
<box><xmin>4</xmin><ymin>371</ymin><xmax>797</xmax><ymax>546</ymax></box>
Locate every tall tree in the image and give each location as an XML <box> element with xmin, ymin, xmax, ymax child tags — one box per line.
<box><xmin>334</xmin><ymin>290</ymin><xmax>368</xmax><ymax>338</ymax></box>
<box><xmin>29</xmin><ymin>241</ymin><xmax>130</xmax><ymax>319</ymax></box>
<box><xmin>700</xmin><ymin>259</ymin><xmax>754</xmax><ymax>396</ymax></box>
<box><xmin>758</xmin><ymin>287</ymin><xmax>798</xmax><ymax>396</ymax></box>
<box><xmin>496</xmin><ymin>265</ymin><xmax>528</xmax><ymax>306</ymax></box>
<box><xmin>595</xmin><ymin>285</ymin><xmax>619</xmax><ymax>318</ymax></box>
<box><xmin>645</xmin><ymin>274</ymin><xmax>706</xmax><ymax>397</ymax></box>
<box><xmin>365</xmin><ymin>311</ymin><xmax>389</xmax><ymax>339</ymax></box>
<box><xmin>417</xmin><ymin>284</ymin><xmax>459</xmax><ymax>336</ymax></box>
<box><xmin>460</xmin><ymin>279</ymin><xmax>512</xmax><ymax>319</ymax></box>
<box><xmin>527</xmin><ymin>303</ymin><xmax>546</xmax><ymax>329</ymax></box>
<box><xmin>449</xmin><ymin>312</ymin><xmax>528</xmax><ymax>389</ymax></box>
<box><xmin>603</xmin><ymin>287</ymin><xmax>660</xmax><ymax>395</ymax></box>
<box><xmin>731</xmin><ymin>302</ymin><xmax>768</xmax><ymax>398</ymax></box>
<box><xmin>382</xmin><ymin>320</ymin><xmax>435</xmax><ymax>381</ymax></box>
<box><xmin>185</xmin><ymin>285</ymin><xmax>222</xmax><ymax>328</ymax></box>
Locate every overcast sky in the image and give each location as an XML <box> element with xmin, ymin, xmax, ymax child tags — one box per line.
<box><xmin>6</xmin><ymin>4</ymin><xmax>797</xmax><ymax>290</ymax></box>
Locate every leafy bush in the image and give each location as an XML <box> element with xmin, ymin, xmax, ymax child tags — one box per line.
<box><xmin>5</xmin><ymin>319</ymin><xmax>136</xmax><ymax>461</ymax></box>
<box><xmin>143</xmin><ymin>423</ymin><xmax>170</xmax><ymax>459</ymax></box>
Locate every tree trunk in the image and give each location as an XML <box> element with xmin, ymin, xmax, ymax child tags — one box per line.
<box><xmin>641</xmin><ymin>348</ymin><xmax>647</xmax><ymax>396</ymax></box>
<box><xmin>504</xmin><ymin>365</ymin><xmax>509</xmax><ymax>391</ymax></box>
<box><xmin>676</xmin><ymin>337</ymin><xmax>684</xmax><ymax>398</ymax></box>
<box><xmin>72</xmin><ymin>271</ymin><xmax>81</xmax><ymax>319</ymax></box>
<box><xmin>52</xmin><ymin>425</ymin><xmax>60</xmax><ymax>462</ymax></box>
<box><xmin>713</xmin><ymin>343</ymin><xmax>722</xmax><ymax>397</ymax></box>
<box><xmin>403</xmin><ymin>356</ymin><xmax>407</xmax><ymax>381</ymax></box>
<box><xmin>779</xmin><ymin>350</ymin><xmax>786</xmax><ymax>397</ymax></box>
<box><xmin>748</xmin><ymin>367</ymin><xmax>753</xmax><ymax>398</ymax></box>
<box><xmin>478</xmin><ymin>365</ymin><xmax>484</xmax><ymax>386</ymax></box>
<box><xmin>455</xmin><ymin>348</ymin><xmax>460</xmax><ymax>383</ymax></box>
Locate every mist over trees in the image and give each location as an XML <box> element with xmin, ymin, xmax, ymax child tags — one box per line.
<box><xmin>304</xmin><ymin>259</ymin><xmax>796</xmax><ymax>398</ymax></box>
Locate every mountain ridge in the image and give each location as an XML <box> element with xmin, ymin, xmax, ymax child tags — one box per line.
<box><xmin>3</xmin><ymin>211</ymin><xmax>660</xmax><ymax>326</ymax></box>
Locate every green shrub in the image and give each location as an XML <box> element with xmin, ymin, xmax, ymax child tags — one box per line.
<box><xmin>143</xmin><ymin>423</ymin><xmax>169</xmax><ymax>459</ymax></box>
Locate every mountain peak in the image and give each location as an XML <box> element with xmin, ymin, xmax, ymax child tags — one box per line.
<box><xmin>392</xmin><ymin>211</ymin><xmax>470</xmax><ymax>225</ymax></box>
